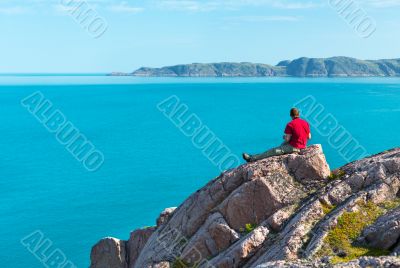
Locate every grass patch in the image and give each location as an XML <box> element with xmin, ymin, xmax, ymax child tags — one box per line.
<box><xmin>172</xmin><ymin>258</ymin><xmax>190</xmax><ymax>268</ymax></box>
<box><xmin>380</xmin><ymin>198</ymin><xmax>400</xmax><ymax>210</ymax></box>
<box><xmin>245</xmin><ymin>223</ymin><xmax>257</xmax><ymax>234</ymax></box>
<box><xmin>328</xmin><ymin>169</ymin><xmax>346</xmax><ymax>180</ymax></box>
<box><xmin>239</xmin><ymin>223</ymin><xmax>257</xmax><ymax>234</ymax></box>
<box><xmin>317</xmin><ymin>201</ymin><xmax>388</xmax><ymax>264</ymax></box>
<box><xmin>330</xmin><ymin>247</ymin><xmax>390</xmax><ymax>264</ymax></box>
<box><xmin>321</xmin><ymin>202</ymin><xmax>336</xmax><ymax>215</ymax></box>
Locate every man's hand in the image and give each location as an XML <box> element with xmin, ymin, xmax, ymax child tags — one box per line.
<box><xmin>284</xmin><ymin>134</ymin><xmax>292</xmax><ymax>142</ymax></box>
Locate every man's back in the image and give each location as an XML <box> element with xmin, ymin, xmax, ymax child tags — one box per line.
<box><xmin>285</xmin><ymin>118</ymin><xmax>310</xmax><ymax>149</ymax></box>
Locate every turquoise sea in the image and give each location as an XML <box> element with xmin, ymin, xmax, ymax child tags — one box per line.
<box><xmin>1</xmin><ymin>76</ymin><xmax>400</xmax><ymax>267</ymax></box>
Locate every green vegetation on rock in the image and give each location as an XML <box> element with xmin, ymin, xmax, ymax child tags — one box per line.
<box><xmin>381</xmin><ymin>198</ymin><xmax>400</xmax><ymax>210</ymax></box>
<box><xmin>328</xmin><ymin>169</ymin><xmax>346</xmax><ymax>181</ymax></box>
<box><xmin>172</xmin><ymin>258</ymin><xmax>190</xmax><ymax>268</ymax></box>
<box><xmin>239</xmin><ymin>223</ymin><xmax>258</xmax><ymax>234</ymax></box>
<box><xmin>318</xmin><ymin>201</ymin><xmax>390</xmax><ymax>264</ymax></box>
<box><xmin>321</xmin><ymin>202</ymin><xmax>336</xmax><ymax>215</ymax></box>
<box><xmin>245</xmin><ymin>223</ymin><xmax>257</xmax><ymax>234</ymax></box>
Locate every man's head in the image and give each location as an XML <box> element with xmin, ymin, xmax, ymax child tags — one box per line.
<box><xmin>290</xmin><ymin>108</ymin><xmax>300</xmax><ymax>119</ymax></box>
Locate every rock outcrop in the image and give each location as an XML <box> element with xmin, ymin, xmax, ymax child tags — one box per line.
<box><xmin>90</xmin><ymin>238</ymin><xmax>128</xmax><ymax>268</ymax></box>
<box><xmin>127</xmin><ymin>227</ymin><xmax>156</xmax><ymax>268</ymax></box>
<box><xmin>156</xmin><ymin>207</ymin><xmax>177</xmax><ymax>227</ymax></box>
<box><xmin>358</xmin><ymin>207</ymin><xmax>400</xmax><ymax>250</ymax></box>
<box><xmin>90</xmin><ymin>145</ymin><xmax>400</xmax><ymax>268</ymax></box>
<box><xmin>255</xmin><ymin>256</ymin><xmax>400</xmax><ymax>267</ymax></box>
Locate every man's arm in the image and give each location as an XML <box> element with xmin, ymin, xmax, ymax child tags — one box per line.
<box><xmin>284</xmin><ymin>134</ymin><xmax>292</xmax><ymax>142</ymax></box>
<box><xmin>284</xmin><ymin>123</ymin><xmax>292</xmax><ymax>143</ymax></box>
<box><xmin>306</xmin><ymin>122</ymin><xmax>311</xmax><ymax>140</ymax></box>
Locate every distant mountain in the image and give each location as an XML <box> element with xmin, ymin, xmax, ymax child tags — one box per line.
<box><xmin>113</xmin><ymin>57</ymin><xmax>400</xmax><ymax>77</ymax></box>
<box><xmin>131</xmin><ymin>62</ymin><xmax>287</xmax><ymax>77</ymax></box>
<box><xmin>285</xmin><ymin>57</ymin><xmax>400</xmax><ymax>77</ymax></box>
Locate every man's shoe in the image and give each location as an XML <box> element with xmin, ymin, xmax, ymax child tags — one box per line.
<box><xmin>242</xmin><ymin>153</ymin><xmax>252</xmax><ymax>163</ymax></box>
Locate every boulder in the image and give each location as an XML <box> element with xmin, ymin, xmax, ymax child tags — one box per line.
<box><xmin>127</xmin><ymin>227</ymin><xmax>156</xmax><ymax>268</ymax></box>
<box><xmin>90</xmin><ymin>238</ymin><xmax>127</xmax><ymax>268</ymax></box>
<box><xmin>209</xmin><ymin>225</ymin><xmax>270</xmax><ymax>268</ymax></box>
<box><xmin>360</xmin><ymin>207</ymin><xmax>400</xmax><ymax>250</ymax></box>
<box><xmin>156</xmin><ymin>207</ymin><xmax>177</xmax><ymax>227</ymax></box>
<box><xmin>266</xmin><ymin>205</ymin><xmax>296</xmax><ymax>232</ymax></box>
<box><xmin>181</xmin><ymin>212</ymin><xmax>240</xmax><ymax>263</ymax></box>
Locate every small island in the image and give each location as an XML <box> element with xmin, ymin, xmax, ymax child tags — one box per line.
<box><xmin>112</xmin><ymin>57</ymin><xmax>400</xmax><ymax>77</ymax></box>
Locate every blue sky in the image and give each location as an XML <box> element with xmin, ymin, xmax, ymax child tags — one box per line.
<box><xmin>0</xmin><ymin>0</ymin><xmax>399</xmax><ymax>72</ymax></box>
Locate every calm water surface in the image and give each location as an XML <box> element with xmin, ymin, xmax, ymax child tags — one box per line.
<box><xmin>0</xmin><ymin>76</ymin><xmax>399</xmax><ymax>267</ymax></box>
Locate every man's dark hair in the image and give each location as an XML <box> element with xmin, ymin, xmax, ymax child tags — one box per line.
<box><xmin>290</xmin><ymin>108</ymin><xmax>300</xmax><ymax>118</ymax></box>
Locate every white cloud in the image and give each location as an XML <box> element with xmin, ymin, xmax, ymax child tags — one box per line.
<box><xmin>155</xmin><ymin>0</ymin><xmax>322</xmax><ymax>12</ymax></box>
<box><xmin>0</xmin><ymin>0</ymin><xmax>325</xmax><ymax>15</ymax></box>
<box><xmin>53</xmin><ymin>2</ymin><xmax>79</xmax><ymax>13</ymax></box>
<box><xmin>365</xmin><ymin>0</ymin><xmax>400</xmax><ymax>7</ymax></box>
<box><xmin>0</xmin><ymin>6</ymin><xmax>28</xmax><ymax>14</ymax></box>
<box><xmin>156</xmin><ymin>0</ymin><xmax>220</xmax><ymax>12</ymax></box>
<box><xmin>227</xmin><ymin>15</ymin><xmax>300</xmax><ymax>22</ymax></box>
<box><xmin>109</xmin><ymin>1</ymin><xmax>144</xmax><ymax>13</ymax></box>
<box><xmin>228</xmin><ymin>0</ymin><xmax>321</xmax><ymax>9</ymax></box>
<box><xmin>269</xmin><ymin>1</ymin><xmax>321</xmax><ymax>9</ymax></box>
<box><xmin>53</xmin><ymin>1</ymin><xmax>102</xmax><ymax>15</ymax></box>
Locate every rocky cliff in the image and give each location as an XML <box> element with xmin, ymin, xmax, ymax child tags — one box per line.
<box><xmin>90</xmin><ymin>145</ymin><xmax>400</xmax><ymax>267</ymax></box>
<box><xmin>113</xmin><ymin>57</ymin><xmax>400</xmax><ymax>77</ymax></box>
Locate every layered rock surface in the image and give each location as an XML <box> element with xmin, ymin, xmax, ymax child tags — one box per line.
<box><xmin>359</xmin><ymin>207</ymin><xmax>400</xmax><ymax>251</ymax></box>
<box><xmin>90</xmin><ymin>145</ymin><xmax>400</xmax><ymax>268</ymax></box>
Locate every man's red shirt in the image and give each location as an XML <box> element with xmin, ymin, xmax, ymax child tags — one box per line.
<box><xmin>284</xmin><ymin>118</ymin><xmax>310</xmax><ymax>149</ymax></box>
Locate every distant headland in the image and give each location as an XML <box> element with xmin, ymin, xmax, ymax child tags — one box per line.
<box><xmin>110</xmin><ymin>57</ymin><xmax>400</xmax><ymax>77</ymax></box>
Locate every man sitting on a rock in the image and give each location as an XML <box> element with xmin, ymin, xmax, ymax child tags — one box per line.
<box><xmin>243</xmin><ymin>108</ymin><xmax>311</xmax><ymax>162</ymax></box>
